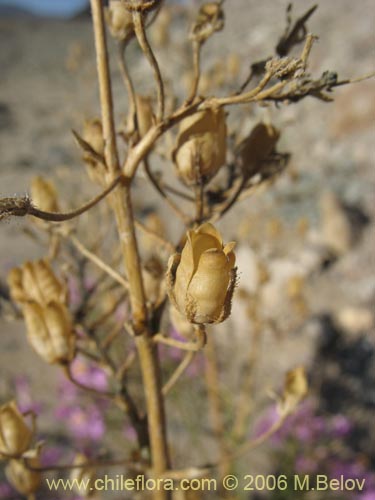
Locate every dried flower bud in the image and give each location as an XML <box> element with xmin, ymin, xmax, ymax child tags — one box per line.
<box><xmin>70</xmin><ymin>453</ymin><xmax>96</xmax><ymax>497</ymax></box>
<box><xmin>136</xmin><ymin>95</ymin><xmax>154</xmax><ymax>138</ymax></box>
<box><xmin>190</xmin><ymin>2</ymin><xmax>224</xmax><ymax>44</ymax></box>
<box><xmin>30</xmin><ymin>176</ymin><xmax>59</xmax><ymax>213</ymax></box>
<box><xmin>0</xmin><ymin>401</ymin><xmax>33</xmax><ymax>458</ymax></box>
<box><xmin>9</xmin><ymin>260</ymin><xmax>67</xmax><ymax>307</ymax></box>
<box><xmin>6</xmin><ymin>450</ymin><xmax>41</xmax><ymax>496</ymax></box>
<box><xmin>105</xmin><ymin>1</ymin><xmax>134</xmax><ymax>40</ymax></box>
<box><xmin>167</xmin><ymin>223</ymin><xmax>237</xmax><ymax>324</ymax></box>
<box><xmin>237</xmin><ymin>122</ymin><xmax>280</xmax><ymax>176</ymax></box>
<box><xmin>23</xmin><ymin>301</ymin><xmax>75</xmax><ymax>365</ymax></box>
<box><xmin>173</xmin><ymin>108</ymin><xmax>227</xmax><ymax>186</ymax></box>
<box><xmin>279</xmin><ymin>366</ymin><xmax>308</xmax><ymax>416</ymax></box>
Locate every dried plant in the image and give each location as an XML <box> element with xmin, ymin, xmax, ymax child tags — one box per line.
<box><xmin>0</xmin><ymin>1</ymin><xmax>373</xmax><ymax>499</ymax></box>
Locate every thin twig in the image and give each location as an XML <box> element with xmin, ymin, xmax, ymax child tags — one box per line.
<box><xmin>143</xmin><ymin>158</ymin><xmax>191</xmax><ymax>225</ymax></box>
<box><xmin>135</xmin><ymin>217</ymin><xmax>176</xmax><ymax>253</ymax></box>
<box><xmin>162</xmin><ymin>351</ymin><xmax>195</xmax><ymax>396</ymax></box>
<box><xmin>154</xmin><ymin>326</ymin><xmax>206</xmax><ymax>352</ymax></box>
<box><xmin>186</xmin><ymin>41</ymin><xmax>202</xmax><ymax>104</ymax></box>
<box><xmin>204</xmin><ymin>335</ymin><xmax>230</xmax><ymax>480</ymax></box>
<box><xmin>118</xmin><ymin>37</ymin><xmax>137</xmax><ymax>135</ymax></box>
<box><xmin>133</xmin><ymin>9</ymin><xmax>165</xmax><ymax>120</ymax></box>
<box><xmin>69</xmin><ymin>235</ymin><xmax>129</xmax><ymax>290</ymax></box>
<box><xmin>0</xmin><ymin>175</ymin><xmax>124</xmax><ymax>223</ymax></box>
<box><xmin>62</xmin><ymin>364</ymin><xmax>115</xmax><ymax>399</ymax></box>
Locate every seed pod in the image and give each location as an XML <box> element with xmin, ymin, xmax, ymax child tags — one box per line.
<box><xmin>190</xmin><ymin>2</ymin><xmax>224</xmax><ymax>44</ymax></box>
<box><xmin>7</xmin><ymin>268</ymin><xmax>28</xmax><ymax>304</ymax></box>
<box><xmin>30</xmin><ymin>176</ymin><xmax>59</xmax><ymax>213</ymax></box>
<box><xmin>166</xmin><ymin>223</ymin><xmax>237</xmax><ymax>324</ymax></box>
<box><xmin>279</xmin><ymin>366</ymin><xmax>308</xmax><ymax>415</ymax></box>
<box><xmin>173</xmin><ymin>108</ymin><xmax>227</xmax><ymax>186</ymax></box>
<box><xmin>83</xmin><ymin>118</ymin><xmax>105</xmax><ymax>157</ymax></box>
<box><xmin>5</xmin><ymin>450</ymin><xmax>41</xmax><ymax>496</ymax></box>
<box><xmin>23</xmin><ymin>301</ymin><xmax>75</xmax><ymax>365</ymax></box>
<box><xmin>70</xmin><ymin>453</ymin><xmax>96</xmax><ymax>497</ymax></box>
<box><xmin>237</xmin><ymin>122</ymin><xmax>280</xmax><ymax>177</ymax></box>
<box><xmin>0</xmin><ymin>401</ymin><xmax>33</xmax><ymax>458</ymax></box>
<box><xmin>105</xmin><ymin>1</ymin><xmax>134</xmax><ymax>40</ymax></box>
<box><xmin>135</xmin><ymin>95</ymin><xmax>154</xmax><ymax>138</ymax></box>
<box><xmin>12</xmin><ymin>260</ymin><xmax>66</xmax><ymax>306</ymax></box>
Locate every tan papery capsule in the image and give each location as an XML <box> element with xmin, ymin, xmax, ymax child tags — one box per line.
<box><xmin>190</xmin><ymin>2</ymin><xmax>224</xmax><ymax>44</ymax></box>
<box><xmin>7</xmin><ymin>268</ymin><xmax>28</xmax><ymax>303</ymax></box>
<box><xmin>19</xmin><ymin>260</ymin><xmax>66</xmax><ymax>306</ymax></box>
<box><xmin>105</xmin><ymin>0</ymin><xmax>134</xmax><ymax>40</ymax></box>
<box><xmin>173</xmin><ymin>108</ymin><xmax>227</xmax><ymax>186</ymax></box>
<box><xmin>237</xmin><ymin>122</ymin><xmax>280</xmax><ymax>175</ymax></box>
<box><xmin>0</xmin><ymin>401</ymin><xmax>33</xmax><ymax>458</ymax></box>
<box><xmin>30</xmin><ymin>176</ymin><xmax>59</xmax><ymax>213</ymax></box>
<box><xmin>70</xmin><ymin>453</ymin><xmax>96</xmax><ymax>497</ymax></box>
<box><xmin>166</xmin><ymin>223</ymin><xmax>237</xmax><ymax>324</ymax></box>
<box><xmin>279</xmin><ymin>365</ymin><xmax>308</xmax><ymax>415</ymax></box>
<box><xmin>6</xmin><ymin>450</ymin><xmax>41</xmax><ymax>496</ymax></box>
<box><xmin>23</xmin><ymin>302</ymin><xmax>75</xmax><ymax>365</ymax></box>
<box><xmin>83</xmin><ymin>118</ymin><xmax>104</xmax><ymax>157</ymax></box>
<box><xmin>136</xmin><ymin>95</ymin><xmax>154</xmax><ymax>138</ymax></box>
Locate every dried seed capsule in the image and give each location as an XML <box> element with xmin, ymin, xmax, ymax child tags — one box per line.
<box><xmin>279</xmin><ymin>366</ymin><xmax>308</xmax><ymax>415</ymax></box>
<box><xmin>70</xmin><ymin>453</ymin><xmax>96</xmax><ymax>497</ymax></box>
<box><xmin>23</xmin><ymin>301</ymin><xmax>75</xmax><ymax>365</ymax></box>
<box><xmin>0</xmin><ymin>401</ymin><xmax>33</xmax><ymax>458</ymax></box>
<box><xmin>173</xmin><ymin>108</ymin><xmax>227</xmax><ymax>186</ymax></box>
<box><xmin>166</xmin><ymin>223</ymin><xmax>237</xmax><ymax>324</ymax></box>
<box><xmin>5</xmin><ymin>450</ymin><xmax>41</xmax><ymax>496</ymax></box>
<box><xmin>237</xmin><ymin>122</ymin><xmax>280</xmax><ymax>177</ymax></box>
<box><xmin>30</xmin><ymin>176</ymin><xmax>59</xmax><ymax>213</ymax></box>
<box><xmin>12</xmin><ymin>260</ymin><xmax>66</xmax><ymax>306</ymax></box>
<box><xmin>105</xmin><ymin>1</ymin><xmax>134</xmax><ymax>40</ymax></box>
<box><xmin>190</xmin><ymin>2</ymin><xmax>224</xmax><ymax>44</ymax></box>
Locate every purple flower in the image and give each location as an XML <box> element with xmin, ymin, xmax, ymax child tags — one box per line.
<box><xmin>70</xmin><ymin>357</ymin><xmax>109</xmax><ymax>392</ymax></box>
<box><xmin>295</xmin><ymin>455</ymin><xmax>318</xmax><ymax>474</ymax></box>
<box><xmin>13</xmin><ymin>375</ymin><xmax>43</xmax><ymax>415</ymax></box>
<box><xmin>359</xmin><ymin>492</ymin><xmax>375</xmax><ymax>500</ymax></box>
<box><xmin>41</xmin><ymin>446</ymin><xmax>65</xmax><ymax>467</ymax></box>
<box><xmin>331</xmin><ymin>415</ymin><xmax>352</xmax><ymax>437</ymax></box>
<box><xmin>59</xmin><ymin>405</ymin><xmax>105</xmax><ymax>441</ymax></box>
<box><xmin>0</xmin><ymin>482</ymin><xmax>15</xmax><ymax>499</ymax></box>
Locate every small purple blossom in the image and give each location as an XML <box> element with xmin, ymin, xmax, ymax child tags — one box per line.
<box><xmin>0</xmin><ymin>482</ymin><xmax>15</xmax><ymax>500</ymax></box>
<box><xmin>56</xmin><ymin>404</ymin><xmax>105</xmax><ymax>441</ymax></box>
<box><xmin>13</xmin><ymin>375</ymin><xmax>43</xmax><ymax>415</ymax></box>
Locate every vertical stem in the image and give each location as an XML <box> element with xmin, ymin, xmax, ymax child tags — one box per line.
<box><xmin>89</xmin><ymin>2</ymin><xmax>170</xmax><ymax>497</ymax></box>
<box><xmin>204</xmin><ymin>336</ymin><xmax>231</xmax><ymax>484</ymax></box>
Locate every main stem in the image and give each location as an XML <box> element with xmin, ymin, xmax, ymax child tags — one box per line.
<box><xmin>90</xmin><ymin>1</ymin><xmax>170</xmax><ymax>496</ymax></box>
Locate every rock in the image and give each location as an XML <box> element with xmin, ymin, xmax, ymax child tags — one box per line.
<box><xmin>319</xmin><ymin>191</ymin><xmax>354</xmax><ymax>256</ymax></box>
<box><xmin>335</xmin><ymin>307</ymin><xmax>374</xmax><ymax>335</ymax></box>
